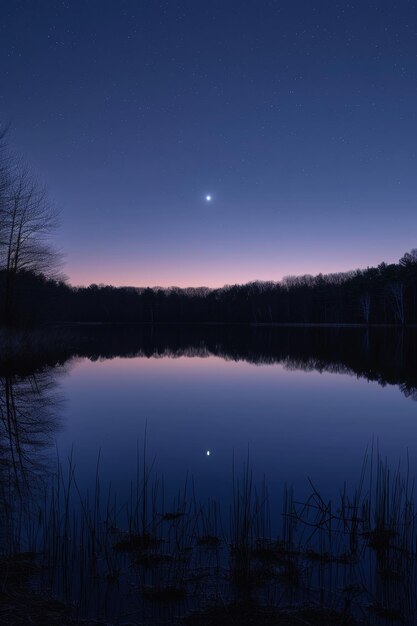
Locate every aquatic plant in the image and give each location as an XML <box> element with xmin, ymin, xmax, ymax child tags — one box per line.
<box><xmin>1</xmin><ymin>445</ymin><xmax>416</xmax><ymax>625</ymax></box>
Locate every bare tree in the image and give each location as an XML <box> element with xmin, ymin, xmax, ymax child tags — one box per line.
<box><xmin>1</xmin><ymin>165</ymin><xmax>61</xmax><ymax>275</ymax></box>
<box><xmin>0</xmin><ymin>130</ymin><xmax>64</xmax><ymax>324</ymax></box>
<box><xmin>400</xmin><ymin>249</ymin><xmax>417</xmax><ymax>267</ymax></box>
<box><xmin>0</xmin><ymin>126</ymin><xmax>12</xmax><ymax>251</ymax></box>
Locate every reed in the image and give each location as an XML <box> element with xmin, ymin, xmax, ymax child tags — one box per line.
<box><xmin>1</xmin><ymin>445</ymin><xmax>416</xmax><ymax>625</ymax></box>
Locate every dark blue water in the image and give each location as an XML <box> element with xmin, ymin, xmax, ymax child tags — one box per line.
<box><xmin>2</xmin><ymin>325</ymin><xmax>417</xmax><ymax>515</ymax></box>
<box><xmin>55</xmin><ymin>342</ymin><xmax>417</xmax><ymax>516</ymax></box>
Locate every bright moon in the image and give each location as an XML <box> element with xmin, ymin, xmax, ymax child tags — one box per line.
<box><xmin>206</xmin><ymin>450</ymin><xmax>211</xmax><ymax>456</ymax></box>
<box><xmin>205</xmin><ymin>195</ymin><xmax>212</xmax><ymax>202</ymax></box>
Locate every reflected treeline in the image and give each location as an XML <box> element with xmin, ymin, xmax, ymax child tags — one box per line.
<box><xmin>1</xmin><ymin>325</ymin><xmax>416</xmax><ymax>400</ymax></box>
<box><xmin>0</xmin><ymin>366</ymin><xmax>64</xmax><ymax>551</ymax></box>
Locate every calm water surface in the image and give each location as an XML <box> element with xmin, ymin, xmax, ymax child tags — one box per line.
<box><xmin>52</xmin><ymin>327</ymin><xmax>417</xmax><ymax>514</ymax></box>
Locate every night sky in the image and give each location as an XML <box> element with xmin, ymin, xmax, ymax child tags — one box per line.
<box><xmin>1</xmin><ymin>1</ymin><xmax>416</xmax><ymax>288</ymax></box>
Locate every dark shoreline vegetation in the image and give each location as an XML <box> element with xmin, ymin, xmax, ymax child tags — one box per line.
<box><xmin>1</xmin><ymin>249</ymin><xmax>417</xmax><ymax>328</ymax></box>
<box><xmin>2</xmin><ymin>439</ymin><xmax>417</xmax><ymax>626</ymax></box>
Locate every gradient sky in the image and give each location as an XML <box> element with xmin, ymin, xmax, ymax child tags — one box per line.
<box><xmin>1</xmin><ymin>0</ymin><xmax>416</xmax><ymax>288</ymax></box>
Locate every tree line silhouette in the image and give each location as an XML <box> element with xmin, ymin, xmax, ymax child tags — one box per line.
<box><xmin>1</xmin><ymin>252</ymin><xmax>417</xmax><ymax>326</ymax></box>
<box><xmin>1</xmin><ymin>126</ymin><xmax>416</xmax><ymax>327</ymax></box>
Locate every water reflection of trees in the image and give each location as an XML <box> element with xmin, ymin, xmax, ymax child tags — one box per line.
<box><xmin>1</xmin><ymin>325</ymin><xmax>417</xmax><ymax>400</ymax></box>
<box><xmin>0</xmin><ymin>367</ymin><xmax>64</xmax><ymax>496</ymax></box>
<box><xmin>56</xmin><ymin>325</ymin><xmax>417</xmax><ymax>400</ymax></box>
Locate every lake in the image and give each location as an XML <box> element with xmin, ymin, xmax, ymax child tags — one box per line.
<box><xmin>57</xmin><ymin>328</ymin><xmax>417</xmax><ymax>515</ymax></box>
<box><xmin>2</xmin><ymin>325</ymin><xmax>417</xmax><ymax>623</ymax></box>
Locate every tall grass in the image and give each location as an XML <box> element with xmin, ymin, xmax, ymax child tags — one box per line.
<box><xmin>2</xmin><ymin>446</ymin><xmax>417</xmax><ymax>625</ymax></box>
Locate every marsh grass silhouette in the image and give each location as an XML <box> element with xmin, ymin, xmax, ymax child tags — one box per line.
<box><xmin>1</xmin><ymin>442</ymin><xmax>416</xmax><ymax>625</ymax></box>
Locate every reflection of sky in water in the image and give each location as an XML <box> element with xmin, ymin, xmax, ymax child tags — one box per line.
<box><xmin>57</xmin><ymin>355</ymin><xmax>417</xmax><ymax>517</ymax></box>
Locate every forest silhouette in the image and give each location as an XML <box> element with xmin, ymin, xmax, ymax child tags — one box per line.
<box><xmin>0</xmin><ymin>252</ymin><xmax>417</xmax><ymax>327</ymax></box>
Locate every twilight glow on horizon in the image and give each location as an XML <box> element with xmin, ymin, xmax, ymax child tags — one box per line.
<box><xmin>1</xmin><ymin>1</ymin><xmax>416</xmax><ymax>289</ymax></box>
